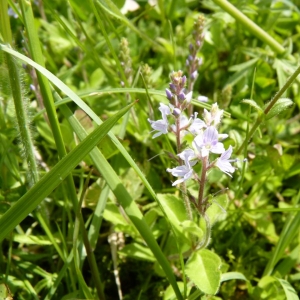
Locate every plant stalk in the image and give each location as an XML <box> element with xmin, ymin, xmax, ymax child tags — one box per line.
<box><xmin>237</xmin><ymin>63</ymin><xmax>300</xmax><ymax>155</ymax></box>
<box><xmin>198</xmin><ymin>156</ymin><xmax>208</xmax><ymax>214</ymax></box>
<box><xmin>212</xmin><ymin>0</ymin><xmax>286</xmax><ymax>55</ymax></box>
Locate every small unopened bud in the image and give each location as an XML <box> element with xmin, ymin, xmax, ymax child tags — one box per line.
<box><xmin>173</xmin><ymin>108</ymin><xmax>181</xmax><ymax>117</ymax></box>
<box><xmin>195</xmin><ymin>57</ymin><xmax>203</xmax><ymax>67</ymax></box>
<box><xmin>191</xmin><ymin>70</ymin><xmax>198</xmax><ymax>80</ymax></box>
<box><xmin>181</xmin><ymin>75</ymin><xmax>187</xmax><ymax>86</ymax></box>
<box><xmin>165</xmin><ymin>88</ymin><xmax>173</xmax><ymax>101</ymax></box>
<box><xmin>178</xmin><ymin>92</ymin><xmax>186</xmax><ymax>102</ymax></box>
<box><xmin>169</xmin><ymin>83</ymin><xmax>176</xmax><ymax>92</ymax></box>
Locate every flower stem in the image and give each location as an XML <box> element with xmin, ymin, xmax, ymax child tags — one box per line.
<box><xmin>175</xmin><ymin>117</ymin><xmax>181</xmax><ymax>154</ymax></box>
<box><xmin>198</xmin><ymin>156</ymin><xmax>208</xmax><ymax>214</ymax></box>
<box><xmin>176</xmin><ymin>115</ymin><xmax>193</xmax><ymax>220</ymax></box>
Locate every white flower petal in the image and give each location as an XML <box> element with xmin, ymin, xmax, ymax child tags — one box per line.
<box><xmin>216</xmin><ymin>146</ymin><xmax>235</xmax><ymax>176</ymax></box>
<box><xmin>211</xmin><ymin>142</ymin><xmax>225</xmax><ymax>154</ymax></box>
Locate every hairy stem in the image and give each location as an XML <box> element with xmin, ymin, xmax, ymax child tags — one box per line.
<box><xmin>175</xmin><ymin>115</ymin><xmax>193</xmax><ymax>220</ymax></box>
<box><xmin>198</xmin><ymin>156</ymin><xmax>208</xmax><ymax>214</ymax></box>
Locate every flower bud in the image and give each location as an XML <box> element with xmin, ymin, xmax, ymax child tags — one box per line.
<box><xmin>178</xmin><ymin>91</ymin><xmax>186</xmax><ymax>102</ymax></box>
<box><xmin>165</xmin><ymin>88</ymin><xmax>173</xmax><ymax>101</ymax></box>
<box><xmin>191</xmin><ymin>71</ymin><xmax>198</xmax><ymax>81</ymax></box>
<box><xmin>169</xmin><ymin>83</ymin><xmax>176</xmax><ymax>93</ymax></box>
<box><xmin>173</xmin><ymin>108</ymin><xmax>181</xmax><ymax>117</ymax></box>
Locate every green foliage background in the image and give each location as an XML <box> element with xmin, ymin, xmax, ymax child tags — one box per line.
<box><xmin>0</xmin><ymin>0</ymin><xmax>300</xmax><ymax>299</ymax></box>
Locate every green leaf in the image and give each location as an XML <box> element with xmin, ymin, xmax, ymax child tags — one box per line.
<box><xmin>185</xmin><ymin>249</ymin><xmax>222</xmax><ymax>295</ymax></box>
<box><xmin>180</xmin><ymin>220</ymin><xmax>203</xmax><ymax>239</ymax></box>
<box><xmin>206</xmin><ymin>194</ymin><xmax>229</xmax><ymax>225</ymax></box>
<box><xmin>13</xmin><ymin>234</ymin><xmax>58</xmax><ymax>245</ymax></box>
<box><xmin>241</xmin><ymin>99</ymin><xmax>263</xmax><ymax>113</ymax></box>
<box><xmin>118</xmin><ymin>243</ymin><xmax>156</xmax><ymax>262</ymax></box>
<box><xmin>157</xmin><ymin>194</ymin><xmax>192</xmax><ymax>250</ymax></box>
<box><xmin>221</xmin><ymin>272</ymin><xmax>248</xmax><ymax>282</ymax></box>
<box><xmin>265</xmin><ymin>98</ymin><xmax>293</xmax><ymax>120</ymax></box>
<box><xmin>0</xmin><ymin>283</ymin><xmax>12</xmax><ymax>300</ymax></box>
<box><xmin>157</xmin><ymin>194</ymin><xmax>187</xmax><ymax>223</ymax></box>
<box><xmin>164</xmin><ymin>282</ymin><xmax>191</xmax><ymax>300</ymax></box>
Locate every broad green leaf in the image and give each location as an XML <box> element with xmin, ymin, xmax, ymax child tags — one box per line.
<box><xmin>103</xmin><ymin>202</ymin><xmax>130</xmax><ymax>226</ymax></box>
<box><xmin>265</xmin><ymin>98</ymin><xmax>293</xmax><ymax>120</ymax></box>
<box><xmin>180</xmin><ymin>220</ymin><xmax>203</xmax><ymax>239</ymax></box>
<box><xmin>206</xmin><ymin>194</ymin><xmax>228</xmax><ymax>225</ymax></box>
<box><xmin>157</xmin><ymin>193</ymin><xmax>192</xmax><ymax>249</ymax></box>
<box><xmin>0</xmin><ymin>283</ymin><xmax>13</xmax><ymax>300</ymax></box>
<box><xmin>164</xmin><ymin>282</ymin><xmax>192</xmax><ymax>300</ymax></box>
<box><xmin>241</xmin><ymin>99</ymin><xmax>263</xmax><ymax>113</ymax></box>
<box><xmin>185</xmin><ymin>249</ymin><xmax>222</xmax><ymax>295</ymax></box>
<box><xmin>0</xmin><ymin>102</ymin><xmax>134</xmax><ymax>242</ymax></box>
<box><xmin>253</xmin><ymin>276</ymin><xmax>285</xmax><ymax>299</ymax></box>
<box><xmin>157</xmin><ymin>194</ymin><xmax>187</xmax><ymax>223</ymax></box>
<box><xmin>221</xmin><ymin>272</ymin><xmax>247</xmax><ymax>282</ymax></box>
<box><xmin>118</xmin><ymin>243</ymin><xmax>155</xmax><ymax>262</ymax></box>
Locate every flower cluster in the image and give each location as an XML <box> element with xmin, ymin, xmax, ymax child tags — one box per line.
<box><xmin>148</xmin><ymin>71</ymin><xmax>236</xmax><ymax>187</ymax></box>
<box><xmin>186</xmin><ymin>15</ymin><xmax>205</xmax><ymax>89</ymax></box>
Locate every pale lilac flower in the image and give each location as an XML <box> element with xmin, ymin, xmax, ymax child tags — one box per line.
<box><xmin>8</xmin><ymin>7</ymin><xmax>18</xmax><ymax>19</ymax></box>
<box><xmin>191</xmin><ymin>70</ymin><xmax>198</xmax><ymax>80</ymax></box>
<box><xmin>148</xmin><ymin>103</ymin><xmax>171</xmax><ymax>138</ymax></box>
<box><xmin>178</xmin><ymin>149</ymin><xmax>197</xmax><ymax>167</ymax></box>
<box><xmin>158</xmin><ymin>103</ymin><xmax>171</xmax><ymax>122</ymax></box>
<box><xmin>197</xmin><ymin>95</ymin><xmax>208</xmax><ymax>102</ymax></box>
<box><xmin>218</xmin><ymin>133</ymin><xmax>228</xmax><ymax>141</ymax></box>
<box><xmin>193</xmin><ymin>126</ymin><xmax>225</xmax><ymax>157</ymax></box>
<box><xmin>185</xmin><ymin>91</ymin><xmax>193</xmax><ymax>103</ymax></box>
<box><xmin>216</xmin><ymin>146</ymin><xmax>235</xmax><ymax>177</ymax></box>
<box><xmin>203</xmin><ymin>103</ymin><xmax>223</xmax><ymax>126</ymax></box>
<box><xmin>189</xmin><ymin>112</ymin><xmax>206</xmax><ymax>135</ymax></box>
<box><xmin>148</xmin><ymin>118</ymin><xmax>168</xmax><ymax>138</ymax></box>
<box><xmin>167</xmin><ymin>149</ymin><xmax>196</xmax><ymax>186</ymax></box>
<box><xmin>171</xmin><ymin>115</ymin><xmax>190</xmax><ymax>133</ymax></box>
